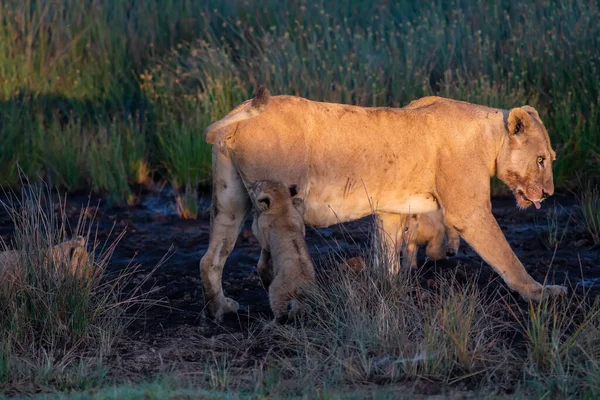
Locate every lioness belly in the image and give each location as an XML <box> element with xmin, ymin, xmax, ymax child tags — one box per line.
<box><xmin>303</xmin><ymin>189</ymin><xmax>439</xmax><ymax>228</ymax></box>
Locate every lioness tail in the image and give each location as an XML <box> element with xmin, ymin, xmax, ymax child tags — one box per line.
<box><xmin>202</xmin><ymin>85</ymin><xmax>270</xmax><ymax>144</ymax></box>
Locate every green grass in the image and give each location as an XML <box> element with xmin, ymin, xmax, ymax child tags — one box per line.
<box><xmin>578</xmin><ymin>184</ymin><xmax>600</xmax><ymax>245</ymax></box>
<box><xmin>0</xmin><ymin>0</ymin><xmax>598</xmax><ymax>201</ymax></box>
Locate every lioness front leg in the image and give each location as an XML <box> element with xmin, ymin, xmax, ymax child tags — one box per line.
<box><xmin>446</xmin><ymin>210</ymin><xmax>566</xmax><ymax>301</ymax></box>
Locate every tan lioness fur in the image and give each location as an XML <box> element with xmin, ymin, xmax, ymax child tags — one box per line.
<box><xmin>200</xmin><ymin>86</ymin><xmax>566</xmax><ymax>320</ymax></box>
<box><xmin>382</xmin><ymin>210</ymin><xmax>460</xmax><ymax>270</ymax></box>
<box><xmin>0</xmin><ymin>236</ymin><xmax>91</xmax><ymax>282</ymax></box>
<box><xmin>249</xmin><ymin>180</ymin><xmax>315</xmax><ymax>323</ymax></box>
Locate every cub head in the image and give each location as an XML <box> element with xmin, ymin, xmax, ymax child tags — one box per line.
<box><xmin>497</xmin><ymin>106</ymin><xmax>556</xmax><ymax>210</ymax></box>
<box><xmin>249</xmin><ymin>181</ymin><xmax>305</xmax><ymax>235</ymax></box>
<box><xmin>49</xmin><ymin>236</ymin><xmax>92</xmax><ymax>279</ymax></box>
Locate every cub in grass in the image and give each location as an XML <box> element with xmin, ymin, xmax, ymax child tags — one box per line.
<box><xmin>0</xmin><ymin>236</ymin><xmax>91</xmax><ymax>282</ymax></box>
<box><xmin>249</xmin><ymin>180</ymin><xmax>315</xmax><ymax>323</ymax></box>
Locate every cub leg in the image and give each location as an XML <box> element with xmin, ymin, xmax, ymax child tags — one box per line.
<box><xmin>268</xmin><ymin>275</ymin><xmax>291</xmax><ymax>324</ymax></box>
<box><xmin>424</xmin><ymin>220</ymin><xmax>446</xmax><ymax>261</ymax></box>
<box><xmin>444</xmin><ymin>223</ymin><xmax>460</xmax><ymax>257</ymax></box>
<box><xmin>376</xmin><ymin>212</ymin><xmax>414</xmax><ymax>273</ymax></box>
<box><xmin>257</xmin><ymin>249</ymin><xmax>274</xmax><ymax>289</ymax></box>
<box><xmin>407</xmin><ymin>241</ymin><xmax>418</xmax><ymax>269</ymax></box>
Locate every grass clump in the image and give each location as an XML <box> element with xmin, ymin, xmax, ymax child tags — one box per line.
<box><xmin>174</xmin><ymin>182</ymin><xmax>199</xmax><ymax>220</ymax></box>
<box><xmin>261</xmin><ymin>250</ymin><xmax>508</xmax><ymax>390</ymax></box>
<box><xmin>577</xmin><ymin>184</ymin><xmax>600</xmax><ymax>245</ymax></box>
<box><xmin>534</xmin><ymin>205</ymin><xmax>572</xmax><ymax>250</ymax></box>
<box><xmin>0</xmin><ymin>177</ymin><xmax>159</xmax><ymax>392</ymax></box>
<box><xmin>247</xmin><ymin>251</ymin><xmax>600</xmax><ymax>397</ymax></box>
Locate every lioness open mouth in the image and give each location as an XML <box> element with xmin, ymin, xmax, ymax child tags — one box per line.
<box><xmin>516</xmin><ymin>190</ymin><xmax>541</xmax><ymax>210</ymax></box>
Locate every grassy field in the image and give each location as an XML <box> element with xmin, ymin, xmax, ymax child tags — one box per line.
<box><xmin>1</xmin><ymin>0</ymin><xmax>600</xmax><ymax>398</ymax></box>
<box><xmin>0</xmin><ymin>0</ymin><xmax>598</xmax><ymax>203</ymax></box>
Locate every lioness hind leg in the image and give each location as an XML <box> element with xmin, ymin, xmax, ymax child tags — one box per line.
<box><xmin>200</xmin><ymin>147</ymin><xmax>249</xmax><ymax>321</ymax></box>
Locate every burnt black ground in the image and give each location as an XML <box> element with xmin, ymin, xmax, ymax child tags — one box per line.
<box><xmin>1</xmin><ymin>188</ymin><xmax>599</xmax><ymax>381</ymax></box>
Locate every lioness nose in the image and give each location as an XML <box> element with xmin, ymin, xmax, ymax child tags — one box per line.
<box><xmin>543</xmin><ymin>179</ymin><xmax>554</xmax><ymax>198</ymax></box>
<box><xmin>541</xmin><ymin>190</ymin><xmax>550</xmax><ymax>200</ymax></box>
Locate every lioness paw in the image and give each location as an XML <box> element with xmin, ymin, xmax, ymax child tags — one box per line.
<box><xmin>519</xmin><ymin>283</ymin><xmax>567</xmax><ymax>302</ymax></box>
<box><xmin>206</xmin><ymin>296</ymin><xmax>239</xmax><ymax>322</ymax></box>
<box><xmin>541</xmin><ymin>284</ymin><xmax>568</xmax><ymax>299</ymax></box>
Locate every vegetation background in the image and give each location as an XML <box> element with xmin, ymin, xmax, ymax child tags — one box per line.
<box><xmin>0</xmin><ymin>0</ymin><xmax>598</xmax><ymax>203</ymax></box>
<box><xmin>0</xmin><ymin>0</ymin><xmax>599</xmax><ymax>398</ymax></box>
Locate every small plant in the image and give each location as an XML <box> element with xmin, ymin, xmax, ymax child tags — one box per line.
<box><xmin>505</xmin><ymin>286</ymin><xmax>600</xmax><ymax>397</ymax></box>
<box><xmin>174</xmin><ymin>181</ymin><xmax>199</xmax><ymax>219</ymax></box>
<box><xmin>534</xmin><ymin>205</ymin><xmax>572</xmax><ymax>249</ymax></box>
<box><xmin>578</xmin><ymin>184</ymin><xmax>600</xmax><ymax>245</ymax></box>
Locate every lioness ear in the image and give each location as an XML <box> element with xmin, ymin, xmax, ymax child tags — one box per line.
<box><xmin>508</xmin><ymin>108</ymin><xmax>532</xmax><ymax>136</ymax></box>
<box><xmin>521</xmin><ymin>105</ymin><xmax>540</xmax><ymax>120</ymax></box>
<box><xmin>292</xmin><ymin>197</ymin><xmax>306</xmax><ymax>215</ymax></box>
<box><xmin>256</xmin><ymin>194</ymin><xmax>272</xmax><ymax>211</ymax></box>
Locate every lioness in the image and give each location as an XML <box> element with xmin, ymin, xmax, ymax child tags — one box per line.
<box><xmin>0</xmin><ymin>236</ymin><xmax>91</xmax><ymax>281</ymax></box>
<box><xmin>381</xmin><ymin>210</ymin><xmax>460</xmax><ymax>270</ymax></box>
<box><xmin>200</xmin><ymin>86</ymin><xmax>566</xmax><ymax>320</ymax></box>
<box><xmin>249</xmin><ymin>180</ymin><xmax>315</xmax><ymax>323</ymax></box>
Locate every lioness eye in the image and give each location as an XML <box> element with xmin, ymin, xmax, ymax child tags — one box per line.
<box><xmin>537</xmin><ymin>156</ymin><xmax>544</xmax><ymax>165</ymax></box>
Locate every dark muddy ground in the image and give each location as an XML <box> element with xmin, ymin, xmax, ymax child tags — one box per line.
<box><xmin>1</xmin><ymin>188</ymin><xmax>599</xmax><ymax>382</ymax></box>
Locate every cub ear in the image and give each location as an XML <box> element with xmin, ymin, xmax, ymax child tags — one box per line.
<box><xmin>508</xmin><ymin>107</ymin><xmax>533</xmax><ymax>136</ymax></box>
<box><xmin>74</xmin><ymin>236</ymin><xmax>87</xmax><ymax>248</ymax></box>
<box><xmin>256</xmin><ymin>194</ymin><xmax>272</xmax><ymax>211</ymax></box>
<box><xmin>292</xmin><ymin>197</ymin><xmax>306</xmax><ymax>215</ymax></box>
<box><xmin>288</xmin><ymin>184</ymin><xmax>299</xmax><ymax>197</ymax></box>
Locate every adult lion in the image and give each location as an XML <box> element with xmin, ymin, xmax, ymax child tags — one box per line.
<box><xmin>200</xmin><ymin>86</ymin><xmax>566</xmax><ymax>320</ymax></box>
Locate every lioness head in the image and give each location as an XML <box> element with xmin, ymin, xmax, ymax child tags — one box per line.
<box><xmin>497</xmin><ymin>106</ymin><xmax>556</xmax><ymax>210</ymax></box>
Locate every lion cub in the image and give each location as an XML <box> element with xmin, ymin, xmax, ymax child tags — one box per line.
<box><xmin>389</xmin><ymin>211</ymin><xmax>460</xmax><ymax>269</ymax></box>
<box><xmin>0</xmin><ymin>236</ymin><xmax>91</xmax><ymax>282</ymax></box>
<box><xmin>249</xmin><ymin>180</ymin><xmax>315</xmax><ymax>323</ymax></box>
